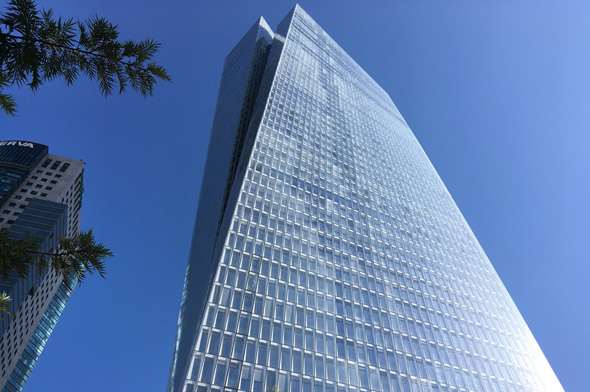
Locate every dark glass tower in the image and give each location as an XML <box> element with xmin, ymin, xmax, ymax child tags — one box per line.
<box><xmin>169</xmin><ymin>6</ymin><xmax>562</xmax><ymax>392</ymax></box>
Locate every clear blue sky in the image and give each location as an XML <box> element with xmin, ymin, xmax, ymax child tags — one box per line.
<box><xmin>2</xmin><ymin>1</ymin><xmax>588</xmax><ymax>391</ymax></box>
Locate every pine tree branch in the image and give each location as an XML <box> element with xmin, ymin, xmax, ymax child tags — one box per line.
<box><xmin>1</xmin><ymin>32</ymin><xmax>163</xmax><ymax>72</ymax></box>
<box><xmin>0</xmin><ymin>291</ymin><xmax>12</xmax><ymax>320</ymax></box>
<box><xmin>0</xmin><ymin>0</ymin><xmax>171</xmax><ymax>114</ymax></box>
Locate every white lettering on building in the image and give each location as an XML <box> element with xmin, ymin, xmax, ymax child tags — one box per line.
<box><xmin>0</xmin><ymin>141</ymin><xmax>35</xmax><ymax>148</ymax></box>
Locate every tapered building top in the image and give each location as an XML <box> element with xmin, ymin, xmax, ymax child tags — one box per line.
<box><xmin>169</xmin><ymin>6</ymin><xmax>562</xmax><ymax>392</ymax></box>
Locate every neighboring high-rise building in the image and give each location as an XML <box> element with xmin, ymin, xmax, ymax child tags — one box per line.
<box><xmin>169</xmin><ymin>6</ymin><xmax>563</xmax><ymax>392</ymax></box>
<box><xmin>0</xmin><ymin>141</ymin><xmax>84</xmax><ymax>392</ymax></box>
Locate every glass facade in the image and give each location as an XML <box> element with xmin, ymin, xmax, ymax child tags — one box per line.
<box><xmin>170</xmin><ymin>6</ymin><xmax>563</xmax><ymax>392</ymax></box>
<box><xmin>0</xmin><ymin>141</ymin><xmax>47</xmax><ymax>208</ymax></box>
<box><xmin>0</xmin><ymin>199</ymin><xmax>69</xmax><ymax>392</ymax></box>
<box><xmin>3</xmin><ymin>279</ymin><xmax>75</xmax><ymax>392</ymax></box>
<box><xmin>0</xmin><ymin>142</ymin><xmax>84</xmax><ymax>391</ymax></box>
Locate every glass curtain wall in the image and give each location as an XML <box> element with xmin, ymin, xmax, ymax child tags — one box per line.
<box><xmin>175</xmin><ymin>6</ymin><xmax>563</xmax><ymax>392</ymax></box>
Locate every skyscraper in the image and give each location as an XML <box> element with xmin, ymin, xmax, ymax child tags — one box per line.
<box><xmin>0</xmin><ymin>141</ymin><xmax>84</xmax><ymax>392</ymax></box>
<box><xmin>169</xmin><ymin>6</ymin><xmax>562</xmax><ymax>392</ymax></box>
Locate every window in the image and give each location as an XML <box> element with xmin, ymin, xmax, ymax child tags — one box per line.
<box><xmin>50</xmin><ymin>161</ymin><xmax>61</xmax><ymax>170</ymax></box>
<box><xmin>41</xmin><ymin>159</ymin><xmax>52</xmax><ymax>168</ymax></box>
